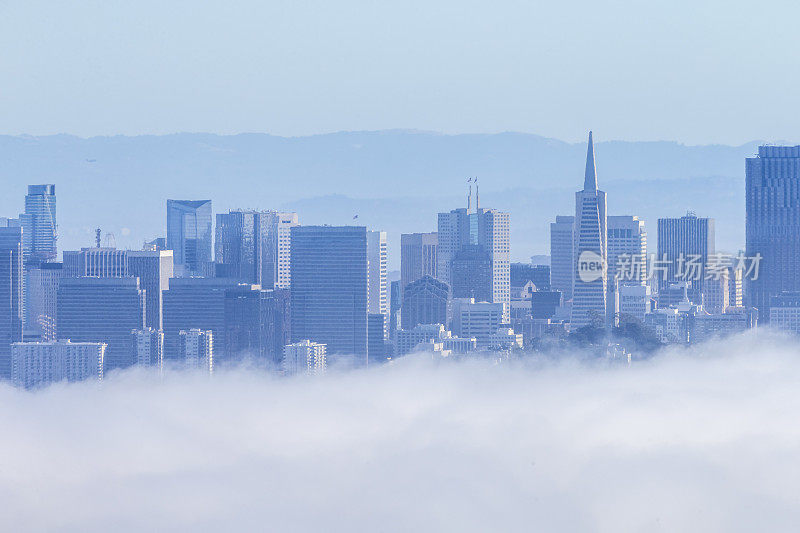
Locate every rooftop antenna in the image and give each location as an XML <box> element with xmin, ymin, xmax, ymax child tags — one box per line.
<box><xmin>467</xmin><ymin>177</ymin><xmax>473</xmax><ymax>212</ymax></box>
<box><xmin>95</xmin><ymin>228</ymin><xmax>101</xmax><ymax>248</ymax></box>
<box><xmin>104</xmin><ymin>233</ymin><xmax>116</xmax><ymax>249</ymax></box>
<box><xmin>475</xmin><ymin>177</ymin><xmax>479</xmax><ymax>210</ymax></box>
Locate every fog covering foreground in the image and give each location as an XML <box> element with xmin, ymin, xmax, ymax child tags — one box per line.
<box><xmin>2</xmin><ymin>332</ymin><xmax>799</xmax><ymax>532</ymax></box>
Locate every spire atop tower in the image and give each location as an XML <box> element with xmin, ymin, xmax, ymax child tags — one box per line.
<box><xmin>467</xmin><ymin>177</ymin><xmax>473</xmax><ymax>212</ymax></box>
<box><xmin>475</xmin><ymin>177</ymin><xmax>479</xmax><ymax>210</ymax></box>
<box><xmin>584</xmin><ymin>130</ymin><xmax>598</xmax><ymax>191</ymax></box>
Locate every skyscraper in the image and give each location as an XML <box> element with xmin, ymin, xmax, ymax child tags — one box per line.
<box><xmin>0</xmin><ymin>227</ymin><xmax>24</xmax><ymax>379</ymax></box>
<box><xmin>215</xmin><ymin>210</ymin><xmax>299</xmax><ymax>288</ymax></box>
<box><xmin>401</xmin><ymin>275</ymin><xmax>449</xmax><ymax>330</ymax></box>
<box><xmin>57</xmin><ymin>277</ymin><xmax>145</xmax><ymax>371</ymax></box>
<box><xmin>746</xmin><ymin>145</ymin><xmax>800</xmax><ymax>322</ymax></box>
<box><xmin>25</xmin><ymin>262</ymin><xmax>63</xmax><ymax>341</ymax></box>
<box><xmin>550</xmin><ymin>215</ymin><xmax>574</xmax><ymax>301</ymax></box>
<box><xmin>128</xmin><ymin>250</ymin><xmax>174</xmax><ymax>330</ymax></box>
<box><xmin>570</xmin><ymin>132</ymin><xmax>608</xmax><ymax>328</ymax></box>
<box><xmin>215</xmin><ymin>210</ymin><xmax>260</xmax><ymax>284</ymax></box>
<box><xmin>223</xmin><ymin>284</ymin><xmax>290</xmax><ymax>367</ymax></box>
<box><xmin>63</xmin><ymin>247</ymin><xmax>128</xmax><ymax>277</ymax></box>
<box><xmin>400</xmin><ymin>232</ymin><xmax>438</xmax><ymax>290</ymax></box>
<box><xmin>367</xmin><ymin>231</ymin><xmax>388</xmax><ymax>317</ymax></box>
<box><xmin>607</xmin><ymin>216</ymin><xmax>647</xmax><ymax>286</ymax></box>
<box><xmin>657</xmin><ymin>213</ymin><xmax>715</xmax><ymax>303</ymax></box>
<box><xmin>450</xmin><ymin>244</ymin><xmax>493</xmax><ymax>302</ymax></box>
<box><xmin>21</xmin><ymin>184</ymin><xmax>57</xmax><ymax>264</ymax></box>
<box><xmin>166</xmin><ymin>199</ymin><xmax>212</xmax><ymax>277</ymax></box>
<box><xmin>162</xmin><ymin>277</ymin><xmax>241</xmax><ymax>361</ymax></box>
<box><xmin>437</xmin><ymin>187</ymin><xmax>510</xmax><ymax>321</ymax></box>
<box><xmin>63</xmin><ymin>248</ymin><xmax>173</xmax><ymax>331</ymax></box>
<box><xmin>290</xmin><ymin>226</ymin><xmax>368</xmax><ymax>364</ymax></box>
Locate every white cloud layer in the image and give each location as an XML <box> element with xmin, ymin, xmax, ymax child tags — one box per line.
<box><xmin>2</xmin><ymin>331</ymin><xmax>800</xmax><ymax>532</ymax></box>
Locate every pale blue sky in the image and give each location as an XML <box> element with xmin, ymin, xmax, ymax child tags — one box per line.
<box><xmin>1</xmin><ymin>0</ymin><xmax>799</xmax><ymax>144</ymax></box>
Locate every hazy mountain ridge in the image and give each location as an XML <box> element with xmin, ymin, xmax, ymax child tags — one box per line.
<box><xmin>0</xmin><ymin>131</ymin><xmax>754</xmax><ymax>266</ymax></box>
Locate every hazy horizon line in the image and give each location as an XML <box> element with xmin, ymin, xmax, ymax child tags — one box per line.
<box><xmin>0</xmin><ymin>129</ymin><xmax>788</xmax><ymax>149</ymax></box>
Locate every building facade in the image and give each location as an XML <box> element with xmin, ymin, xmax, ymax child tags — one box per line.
<box><xmin>657</xmin><ymin>213</ymin><xmax>715</xmax><ymax>303</ymax></box>
<box><xmin>367</xmin><ymin>230</ymin><xmax>388</xmax><ymax>318</ymax></box>
<box><xmin>401</xmin><ymin>275</ymin><xmax>449</xmax><ymax>330</ymax></box>
<box><xmin>571</xmin><ymin>132</ymin><xmax>608</xmax><ymax>328</ymax></box>
<box><xmin>25</xmin><ymin>262</ymin><xmax>63</xmax><ymax>341</ymax></box>
<box><xmin>290</xmin><ymin>226</ymin><xmax>368</xmax><ymax>364</ymax></box>
<box><xmin>162</xmin><ymin>277</ymin><xmax>241</xmax><ymax>361</ymax></box>
<box><xmin>11</xmin><ymin>341</ymin><xmax>105</xmax><ymax>389</ymax></box>
<box><xmin>132</xmin><ymin>328</ymin><xmax>164</xmax><ymax>369</ymax></box>
<box><xmin>63</xmin><ymin>248</ymin><xmax>173</xmax><ymax>331</ymax></box>
<box><xmin>57</xmin><ymin>277</ymin><xmax>146</xmax><ymax>371</ymax></box>
<box><xmin>179</xmin><ymin>329</ymin><xmax>213</xmax><ymax>373</ymax></box>
<box><xmin>166</xmin><ymin>199</ymin><xmax>213</xmax><ymax>277</ymax></box>
<box><xmin>215</xmin><ymin>210</ymin><xmax>299</xmax><ymax>289</ymax></box>
<box><xmin>746</xmin><ymin>145</ymin><xmax>800</xmax><ymax>322</ymax></box>
<box><xmin>400</xmin><ymin>232</ymin><xmax>438</xmax><ymax>290</ymax></box>
<box><xmin>437</xmin><ymin>193</ymin><xmax>510</xmax><ymax>321</ymax></box>
<box><xmin>550</xmin><ymin>215</ymin><xmax>574</xmax><ymax>301</ymax></box>
<box><xmin>0</xmin><ymin>227</ymin><xmax>24</xmax><ymax>379</ymax></box>
<box><xmin>283</xmin><ymin>340</ymin><xmax>326</xmax><ymax>375</ymax></box>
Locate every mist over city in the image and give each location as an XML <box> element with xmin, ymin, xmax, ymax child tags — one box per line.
<box><xmin>3</xmin><ymin>1</ymin><xmax>800</xmax><ymax>531</ymax></box>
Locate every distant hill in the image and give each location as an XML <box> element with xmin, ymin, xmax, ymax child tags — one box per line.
<box><xmin>0</xmin><ymin>131</ymin><xmax>757</xmax><ymax>268</ymax></box>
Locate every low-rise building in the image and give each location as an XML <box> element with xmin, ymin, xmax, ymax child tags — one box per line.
<box><xmin>284</xmin><ymin>340</ymin><xmax>327</xmax><ymax>375</ymax></box>
<box><xmin>11</xmin><ymin>341</ymin><xmax>106</xmax><ymax>389</ymax></box>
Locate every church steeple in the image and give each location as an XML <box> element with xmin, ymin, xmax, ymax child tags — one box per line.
<box><xmin>584</xmin><ymin>131</ymin><xmax>598</xmax><ymax>191</ymax></box>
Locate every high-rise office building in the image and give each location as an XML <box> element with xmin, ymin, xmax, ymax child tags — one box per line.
<box><xmin>368</xmin><ymin>313</ymin><xmax>388</xmax><ymax>363</ymax></box>
<box><xmin>179</xmin><ymin>329</ymin><xmax>213</xmax><ymax>373</ymax></box>
<box><xmin>389</xmin><ymin>280</ymin><xmax>402</xmax><ymax>341</ymax></box>
<box><xmin>510</xmin><ymin>263</ymin><xmax>550</xmax><ymax>291</ymax></box>
<box><xmin>618</xmin><ymin>285</ymin><xmax>652</xmax><ymax>322</ymax></box>
<box><xmin>401</xmin><ymin>275</ymin><xmax>449</xmax><ymax>330</ymax></box>
<box><xmin>223</xmin><ymin>285</ymin><xmax>290</xmax><ymax>368</ymax></box>
<box><xmin>571</xmin><ymin>132</ymin><xmax>608</xmax><ymax>328</ymax></box>
<box><xmin>769</xmin><ymin>292</ymin><xmax>800</xmax><ymax>334</ymax></box>
<box><xmin>63</xmin><ymin>248</ymin><xmax>128</xmax><ymax>277</ymax></box>
<box><xmin>25</xmin><ymin>262</ymin><xmax>63</xmax><ymax>341</ymax></box>
<box><xmin>11</xmin><ymin>341</ymin><xmax>105</xmax><ymax>389</ymax></box>
<box><xmin>607</xmin><ymin>216</ymin><xmax>647</xmax><ymax>286</ymax></box>
<box><xmin>746</xmin><ymin>145</ymin><xmax>800</xmax><ymax>322</ymax></box>
<box><xmin>450</xmin><ymin>244</ymin><xmax>493</xmax><ymax>302</ymax></box>
<box><xmin>57</xmin><ymin>277</ymin><xmax>145</xmax><ymax>371</ymax></box>
<box><xmin>400</xmin><ymin>232</ymin><xmax>438</xmax><ymax>290</ymax></box>
<box><xmin>657</xmin><ymin>213</ymin><xmax>715</xmax><ymax>303</ymax></box>
<box><xmin>449</xmin><ymin>298</ymin><xmax>505</xmax><ymax>346</ymax></box>
<box><xmin>215</xmin><ymin>210</ymin><xmax>299</xmax><ymax>288</ymax></box>
<box><xmin>0</xmin><ymin>227</ymin><xmax>24</xmax><ymax>379</ymax></box>
<box><xmin>162</xmin><ymin>277</ymin><xmax>241</xmax><ymax>361</ymax></box>
<box><xmin>166</xmin><ymin>199</ymin><xmax>212</xmax><ymax>277</ymax></box>
<box><xmin>290</xmin><ymin>226</ymin><xmax>368</xmax><ymax>364</ymax></box>
<box><xmin>367</xmin><ymin>231</ymin><xmax>388</xmax><ymax>317</ymax></box>
<box><xmin>283</xmin><ymin>340</ymin><xmax>326</xmax><ymax>375</ymax></box>
<box><xmin>128</xmin><ymin>250</ymin><xmax>174</xmax><ymax>330</ymax></box>
<box><xmin>20</xmin><ymin>185</ymin><xmax>57</xmax><ymax>264</ymax></box>
<box><xmin>131</xmin><ymin>328</ymin><xmax>163</xmax><ymax>369</ymax></box>
<box><xmin>728</xmin><ymin>265</ymin><xmax>743</xmax><ymax>308</ymax></box>
<box><xmin>215</xmin><ymin>210</ymin><xmax>261</xmax><ymax>284</ymax></box>
<box><xmin>63</xmin><ymin>248</ymin><xmax>173</xmax><ymax>331</ymax></box>
<box><xmin>437</xmin><ymin>188</ymin><xmax>510</xmax><ymax>321</ymax></box>
<box><xmin>550</xmin><ymin>215</ymin><xmax>574</xmax><ymax>301</ymax></box>
<box><xmin>271</xmin><ymin>211</ymin><xmax>299</xmax><ymax>289</ymax></box>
